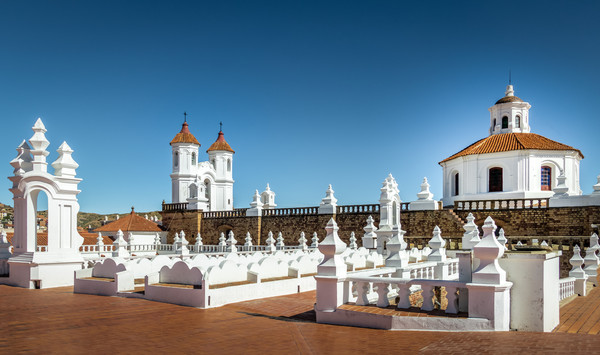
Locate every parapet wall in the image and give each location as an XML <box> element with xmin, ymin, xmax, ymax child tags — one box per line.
<box><xmin>161</xmin><ymin>206</ymin><xmax>599</xmax><ymax>245</ymax></box>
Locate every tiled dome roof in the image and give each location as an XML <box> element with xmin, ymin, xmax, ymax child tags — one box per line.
<box><xmin>495</xmin><ymin>95</ymin><xmax>524</xmax><ymax>104</ymax></box>
<box><xmin>439</xmin><ymin>133</ymin><xmax>583</xmax><ymax>164</ymax></box>
<box><xmin>207</xmin><ymin>131</ymin><xmax>235</xmax><ymax>153</ymax></box>
<box><xmin>170</xmin><ymin>122</ymin><xmax>200</xmax><ymax>145</ymax></box>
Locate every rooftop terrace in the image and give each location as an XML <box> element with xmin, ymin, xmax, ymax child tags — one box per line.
<box><xmin>2</xmin><ymin>278</ymin><xmax>600</xmax><ymax>353</ymax></box>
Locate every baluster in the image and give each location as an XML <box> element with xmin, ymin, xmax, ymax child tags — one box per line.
<box><xmin>445</xmin><ymin>286</ymin><xmax>458</xmax><ymax>314</ymax></box>
<box><xmin>355</xmin><ymin>281</ymin><xmax>370</xmax><ymax>306</ymax></box>
<box><xmin>421</xmin><ymin>284</ymin><xmax>435</xmax><ymax>311</ymax></box>
<box><xmin>396</xmin><ymin>283</ymin><xmax>411</xmax><ymax>309</ymax></box>
<box><xmin>375</xmin><ymin>282</ymin><xmax>390</xmax><ymax>308</ymax></box>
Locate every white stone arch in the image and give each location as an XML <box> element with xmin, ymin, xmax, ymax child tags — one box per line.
<box><xmin>7</xmin><ymin>119</ymin><xmax>85</xmax><ymax>288</ymax></box>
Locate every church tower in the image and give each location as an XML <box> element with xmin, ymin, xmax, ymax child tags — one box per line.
<box><xmin>169</xmin><ymin>120</ymin><xmax>200</xmax><ymax>204</ymax></box>
<box><xmin>488</xmin><ymin>85</ymin><xmax>531</xmax><ymax>135</ymax></box>
<box><xmin>206</xmin><ymin>127</ymin><xmax>235</xmax><ymax>210</ymax></box>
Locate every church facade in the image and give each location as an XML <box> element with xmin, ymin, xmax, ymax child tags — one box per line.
<box><xmin>440</xmin><ymin>85</ymin><xmax>583</xmax><ymax>206</ymax></box>
<box><xmin>170</xmin><ymin>121</ymin><xmax>235</xmax><ymax>211</ymax></box>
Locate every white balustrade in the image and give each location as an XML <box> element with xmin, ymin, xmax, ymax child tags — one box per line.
<box><xmin>559</xmin><ymin>277</ymin><xmax>576</xmax><ymax>301</ymax></box>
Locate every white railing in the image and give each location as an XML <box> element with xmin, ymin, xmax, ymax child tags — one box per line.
<box><xmin>559</xmin><ymin>277</ymin><xmax>576</xmax><ymax>301</ymax></box>
<box><xmin>346</xmin><ymin>274</ymin><xmax>465</xmax><ymax>314</ymax></box>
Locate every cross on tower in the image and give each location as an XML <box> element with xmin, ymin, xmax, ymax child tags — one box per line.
<box><xmin>183</xmin><ymin>111</ymin><xmax>188</xmax><ymax>122</ymax></box>
<box><xmin>219</xmin><ymin>121</ymin><xmax>223</xmax><ymax>132</ymax></box>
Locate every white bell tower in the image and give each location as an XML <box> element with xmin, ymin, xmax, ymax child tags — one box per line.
<box><xmin>170</xmin><ymin>118</ymin><xmax>201</xmax><ymax>204</ymax></box>
<box><xmin>206</xmin><ymin>125</ymin><xmax>235</xmax><ymax>211</ymax></box>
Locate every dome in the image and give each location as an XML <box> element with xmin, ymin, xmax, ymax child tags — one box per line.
<box><xmin>495</xmin><ymin>95</ymin><xmax>524</xmax><ymax>104</ymax></box>
<box><xmin>170</xmin><ymin>121</ymin><xmax>200</xmax><ymax>145</ymax></box>
<box><xmin>207</xmin><ymin>131</ymin><xmax>235</xmax><ymax>153</ymax></box>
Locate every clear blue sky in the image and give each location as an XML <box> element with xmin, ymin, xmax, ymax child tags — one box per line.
<box><xmin>1</xmin><ymin>1</ymin><xmax>599</xmax><ymax>214</ymax></box>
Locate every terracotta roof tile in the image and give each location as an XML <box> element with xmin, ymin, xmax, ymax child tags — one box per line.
<box><xmin>439</xmin><ymin>133</ymin><xmax>583</xmax><ymax>164</ymax></box>
<box><xmin>170</xmin><ymin>122</ymin><xmax>200</xmax><ymax>145</ymax></box>
<box><xmin>94</xmin><ymin>208</ymin><xmax>163</xmax><ymax>233</ymax></box>
<box><xmin>207</xmin><ymin>131</ymin><xmax>235</xmax><ymax>153</ymax></box>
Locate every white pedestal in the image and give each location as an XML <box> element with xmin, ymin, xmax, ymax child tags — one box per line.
<box><xmin>7</xmin><ymin>251</ymin><xmax>83</xmax><ymax>289</ymax></box>
<box><xmin>499</xmin><ymin>250</ymin><xmax>561</xmax><ymax>332</ymax></box>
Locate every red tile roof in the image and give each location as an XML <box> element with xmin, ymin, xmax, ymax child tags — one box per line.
<box><xmin>170</xmin><ymin>122</ymin><xmax>200</xmax><ymax>145</ymax></box>
<box><xmin>439</xmin><ymin>133</ymin><xmax>583</xmax><ymax>164</ymax></box>
<box><xmin>94</xmin><ymin>208</ymin><xmax>162</xmax><ymax>233</ymax></box>
<box><xmin>207</xmin><ymin>131</ymin><xmax>235</xmax><ymax>153</ymax></box>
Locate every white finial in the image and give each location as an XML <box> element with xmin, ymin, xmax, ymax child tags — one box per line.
<box><xmin>427</xmin><ymin>226</ymin><xmax>446</xmax><ymax>262</ymax></box>
<box><xmin>349</xmin><ymin>232</ymin><xmax>357</xmax><ymax>250</ymax></box>
<box><xmin>505</xmin><ymin>85</ymin><xmax>514</xmax><ymax>97</ymax></box>
<box><xmin>311</xmin><ymin>232</ymin><xmax>319</xmax><ymax>248</ymax></box>
<box><xmin>244</xmin><ymin>232</ymin><xmax>253</xmax><ymax>246</ymax></box>
<box><xmin>276</xmin><ymin>232</ymin><xmax>285</xmax><ymax>247</ymax></box>
<box><xmin>218</xmin><ymin>232</ymin><xmax>226</xmax><ymax>246</ymax></box>
<box><xmin>227</xmin><ymin>231</ymin><xmax>237</xmax><ymax>253</ymax></box>
<box><xmin>195</xmin><ymin>232</ymin><xmax>203</xmax><ymax>246</ymax></box>
<box><xmin>592</xmin><ymin>175</ymin><xmax>600</xmax><ymax>195</ymax></box>
<box><xmin>298</xmin><ymin>231</ymin><xmax>307</xmax><ymax>251</ymax></box>
<box><xmin>319</xmin><ymin>184</ymin><xmax>337</xmax><ymax>214</ymax></box>
<box><xmin>10</xmin><ymin>140</ymin><xmax>33</xmax><ymax>176</ymax></box>
<box><xmin>51</xmin><ymin>141</ymin><xmax>79</xmax><ymax>177</ymax></box>
<box><xmin>497</xmin><ymin>228</ymin><xmax>508</xmax><ymax>250</ymax></box>
<box><xmin>416</xmin><ymin>177</ymin><xmax>433</xmax><ymax>200</ymax></box>
<box><xmin>29</xmin><ymin>118</ymin><xmax>50</xmax><ymax>173</ymax></box>
<box><xmin>569</xmin><ymin>245</ymin><xmax>586</xmax><ymax>279</ymax></box>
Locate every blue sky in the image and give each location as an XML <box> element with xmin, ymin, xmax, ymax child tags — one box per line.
<box><xmin>1</xmin><ymin>1</ymin><xmax>599</xmax><ymax>213</ymax></box>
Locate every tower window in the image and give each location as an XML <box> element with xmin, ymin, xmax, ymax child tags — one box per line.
<box><xmin>515</xmin><ymin>115</ymin><xmax>521</xmax><ymax>128</ymax></box>
<box><xmin>453</xmin><ymin>172</ymin><xmax>459</xmax><ymax>196</ymax></box>
<box><xmin>191</xmin><ymin>152</ymin><xmax>196</xmax><ymax>165</ymax></box>
<box><xmin>204</xmin><ymin>179</ymin><xmax>210</xmax><ymax>199</ymax></box>
<box><xmin>493</xmin><ymin>119</ymin><xmax>496</xmax><ymax>129</ymax></box>
<box><xmin>501</xmin><ymin>116</ymin><xmax>508</xmax><ymax>129</ymax></box>
<box><xmin>227</xmin><ymin>159</ymin><xmax>231</xmax><ymax>172</ymax></box>
<box><xmin>541</xmin><ymin>166</ymin><xmax>552</xmax><ymax>191</ymax></box>
<box><xmin>174</xmin><ymin>152</ymin><xmax>179</xmax><ymax>168</ymax></box>
<box><xmin>489</xmin><ymin>167</ymin><xmax>503</xmax><ymax>192</ymax></box>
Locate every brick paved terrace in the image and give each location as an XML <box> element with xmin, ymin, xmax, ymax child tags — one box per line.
<box><xmin>2</xmin><ymin>280</ymin><xmax>600</xmax><ymax>354</ymax></box>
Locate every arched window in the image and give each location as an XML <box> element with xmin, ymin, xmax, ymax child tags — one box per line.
<box><xmin>211</xmin><ymin>159</ymin><xmax>216</xmax><ymax>169</ymax></box>
<box><xmin>191</xmin><ymin>152</ymin><xmax>196</xmax><ymax>165</ymax></box>
<box><xmin>493</xmin><ymin>118</ymin><xmax>497</xmax><ymax>128</ymax></box>
<box><xmin>501</xmin><ymin>116</ymin><xmax>508</xmax><ymax>129</ymax></box>
<box><xmin>174</xmin><ymin>152</ymin><xmax>179</xmax><ymax>168</ymax></box>
<box><xmin>541</xmin><ymin>166</ymin><xmax>552</xmax><ymax>191</ymax></box>
<box><xmin>227</xmin><ymin>159</ymin><xmax>231</xmax><ymax>172</ymax></box>
<box><xmin>453</xmin><ymin>172</ymin><xmax>459</xmax><ymax>196</ymax></box>
<box><xmin>515</xmin><ymin>115</ymin><xmax>521</xmax><ymax>128</ymax></box>
<box><xmin>489</xmin><ymin>167</ymin><xmax>503</xmax><ymax>192</ymax></box>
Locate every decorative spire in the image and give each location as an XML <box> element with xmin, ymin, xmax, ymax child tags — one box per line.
<box><xmin>244</xmin><ymin>232</ymin><xmax>253</xmax><ymax>247</ymax></box>
<box><xmin>569</xmin><ymin>245</ymin><xmax>586</xmax><ymax>279</ymax></box>
<box><xmin>349</xmin><ymin>232</ymin><xmax>357</xmax><ymax>250</ymax></box>
<box><xmin>195</xmin><ymin>233</ymin><xmax>203</xmax><ymax>246</ymax></box>
<box><xmin>427</xmin><ymin>226</ymin><xmax>446</xmax><ymax>262</ymax></box>
<box><xmin>206</xmin><ymin>127</ymin><xmax>235</xmax><ymax>153</ymax></box>
<box><xmin>298</xmin><ymin>231</ymin><xmax>308</xmax><ymax>251</ymax></box>
<box><xmin>10</xmin><ymin>140</ymin><xmax>33</xmax><ymax>176</ymax></box>
<box><xmin>226</xmin><ymin>231</ymin><xmax>237</xmax><ymax>253</ymax></box>
<box><xmin>276</xmin><ymin>232</ymin><xmax>285</xmax><ymax>247</ymax></box>
<box><xmin>29</xmin><ymin>118</ymin><xmax>50</xmax><ymax>173</ymax></box>
<box><xmin>218</xmin><ymin>232</ymin><xmax>226</xmax><ymax>246</ymax></box>
<box><xmin>318</xmin><ymin>184</ymin><xmax>337</xmax><ymax>214</ymax></box>
<box><xmin>472</xmin><ymin>216</ymin><xmax>507</xmax><ymax>285</ymax></box>
<box><xmin>416</xmin><ymin>177</ymin><xmax>433</xmax><ymax>200</ymax></box>
<box><xmin>311</xmin><ymin>232</ymin><xmax>319</xmax><ymax>248</ymax></box>
<box><xmin>317</xmin><ymin>218</ymin><xmax>347</xmax><ymax>277</ymax></box>
<box><xmin>497</xmin><ymin>228</ymin><xmax>508</xmax><ymax>251</ymax></box>
<box><xmin>505</xmin><ymin>85</ymin><xmax>514</xmax><ymax>97</ymax></box>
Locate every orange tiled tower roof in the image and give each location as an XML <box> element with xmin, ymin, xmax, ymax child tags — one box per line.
<box><xmin>94</xmin><ymin>207</ymin><xmax>162</xmax><ymax>233</ymax></box>
<box><xmin>439</xmin><ymin>133</ymin><xmax>583</xmax><ymax>164</ymax></box>
<box><xmin>170</xmin><ymin>121</ymin><xmax>200</xmax><ymax>145</ymax></box>
<box><xmin>207</xmin><ymin>131</ymin><xmax>235</xmax><ymax>153</ymax></box>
